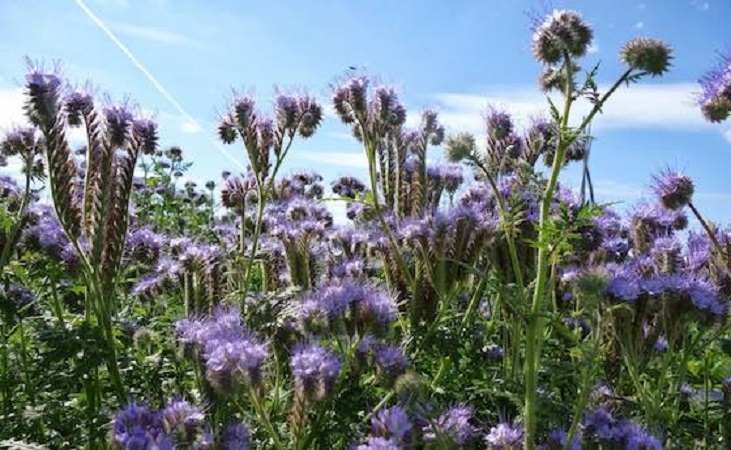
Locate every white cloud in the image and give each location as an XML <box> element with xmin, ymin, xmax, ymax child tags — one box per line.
<box><xmin>180</xmin><ymin>121</ymin><xmax>202</xmax><ymax>133</ymax></box>
<box><xmin>326</xmin><ymin>131</ymin><xmax>357</xmax><ymax>141</ymax></box>
<box><xmin>296</xmin><ymin>151</ymin><xmax>368</xmax><ymax>169</ymax></box>
<box><xmin>112</xmin><ymin>22</ymin><xmax>202</xmax><ymax>47</ymax></box>
<box><xmin>635</xmin><ymin>21</ymin><xmax>645</xmax><ymax>29</ymax></box>
<box><xmin>587</xmin><ymin>43</ymin><xmax>600</xmax><ymax>54</ymax></box>
<box><xmin>0</xmin><ymin>89</ymin><xmax>25</xmax><ymax>131</ymax></box>
<box><xmin>724</xmin><ymin>127</ymin><xmax>731</xmax><ymax>143</ymax></box>
<box><xmin>430</xmin><ymin>82</ymin><xmax>719</xmax><ymax>135</ymax></box>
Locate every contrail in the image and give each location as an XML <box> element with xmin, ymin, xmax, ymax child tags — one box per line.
<box><xmin>73</xmin><ymin>0</ymin><xmax>246</xmax><ymax>171</ymax></box>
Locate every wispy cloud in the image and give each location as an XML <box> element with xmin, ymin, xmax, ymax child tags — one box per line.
<box><xmin>74</xmin><ymin>0</ymin><xmax>245</xmax><ymax>170</ymax></box>
<box><xmin>295</xmin><ymin>151</ymin><xmax>368</xmax><ymax>169</ymax></box>
<box><xmin>635</xmin><ymin>21</ymin><xmax>645</xmax><ymax>29</ymax></box>
<box><xmin>112</xmin><ymin>22</ymin><xmax>202</xmax><ymax>47</ymax></box>
<box><xmin>691</xmin><ymin>0</ymin><xmax>710</xmax><ymax>11</ymax></box>
<box><xmin>429</xmin><ymin>82</ymin><xmax>721</xmax><ymax>136</ymax></box>
<box><xmin>587</xmin><ymin>43</ymin><xmax>600</xmax><ymax>54</ymax></box>
<box><xmin>326</xmin><ymin>131</ymin><xmax>357</xmax><ymax>141</ymax></box>
<box><xmin>0</xmin><ymin>88</ymin><xmax>24</xmax><ymax>130</ymax></box>
<box><xmin>724</xmin><ymin>127</ymin><xmax>731</xmax><ymax>143</ymax></box>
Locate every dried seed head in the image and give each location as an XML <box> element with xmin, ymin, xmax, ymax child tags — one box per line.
<box><xmin>531</xmin><ymin>10</ymin><xmax>594</xmax><ymax>64</ymax></box>
<box><xmin>445</xmin><ymin>133</ymin><xmax>476</xmax><ymax>163</ymax></box>
<box><xmin>621</xmin><ymin>38</ymin><xmax>673</xmax><ymax>76</ymax></box>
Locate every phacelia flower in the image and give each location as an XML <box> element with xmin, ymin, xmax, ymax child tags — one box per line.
<box><xmin>445</xmin><ymin>132</ymin><xmax>476</xmax><ymax>163</ymax></box>
<box><xmin>485</xmin><ymin>422</ymin><xmax>524</xmax><ymax>449</ymax></box>
<box><xmin>698</xmin><ymin>50</ymin><xmax>731</xmax><ymax>123</ymax></box>
<box><xmin>427</xmin><ymin>404</ymin><xmax>479</xmax><ymax>446</ymax></box>
<box><xmin>650</xmin><ymin>169</ymin><xmax>694</xmax><ymax>210</ymax></box>
<box><xmin>531</xmin><ymin>10</ymin><xmax>594</xmax><ymax>64</ymax></box>
<box><xmin>372</xmin><ymin>405</ymin><xmax>412</xmax><ymax>443</ymax></box>
<box><xmin>621</xmin><ymin>38</ymin><xmax>673</xmax><ymax>76</ymax></box>
<box><xmin>291</xmin><ymin>344</ymin><xmax>342</xmax><ymax>401</ymax></box>
<box><xmin>220</xmin><ymin>421</ymin><xmax>251</xmax><ymax>450</ymax></box>
<box><xmin>355</xmin><ymin>437</ymin><xmax>401</xmax><ymax>450</ymax></box>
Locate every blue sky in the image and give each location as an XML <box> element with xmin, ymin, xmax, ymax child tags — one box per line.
<box><xmin>1</xmin><ymin>0</ymin><xmax>730</xmax><ymax>222</ymax></box>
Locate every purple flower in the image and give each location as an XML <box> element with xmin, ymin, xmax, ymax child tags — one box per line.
<box><xmin>331</xmin><ymin>176</ymin><xmax>367</xmax><ymax>199</ymax></box>
<box><xmin>355</xmin><ymin>437</ymin><xmax>401</xmax><ymax>450</ymax></box>
<box><xmin>698</xmin><ymin>50</ymin><xmax>731</xmax><ymax>123</ymax></box>
<box><xmin>372</xmin><ymin>406</ymin><xmax>412</xmax><ymax>443</ymax></box>
<box><xmin>161</xmin><ymin>397</ymin><xmax>205</xmax><ymax>442</ymax></box>
<box><xmin>606</xmin><ymin>266</ymin><xmax>641</xmax><ymax>302</ymax></box>
<box><xmin>176</xmin><ymin>307</ymin><xmax>268</xmax><ymax>393</ymax></box>
<box><xmin>104</xmin><ymin>104</ymin><xmax>135</xmax><ymax>147</ymax></box>
<box><xmin>126</xmin><ymin>227</ymin><xmax>164</xmax><ymax>263</ymax></box>
<box><xmin>654</xmin><ymin>335</ymin><xmax>668</xmax><ymax>352</ymax></box>
<box><xmin>486</xmin><ymin>345</ymin><xmax>504</xmax><ymax>360</ymax></box>
<box><xmin>374</xmin><ymin>346</ymin><xmax>409</xmax><ymax>383</ymax></box>
<box><xmin>582</xmin><ymin>407</ymin><xmax>615</xmax><ymax>440</ymax></box>
<box><xmin>428</xmin><ymin>404</ymin><xmax>479</xmax><ymax>445</ymax></box>
<box><xmin>205</xmin><ymin>335</ymin><xmax>269</xmax><ymax>393</ymax></box>
<box><xmin>220</xmin><ymin>421</ymin><xmax>250</xmax><ymax>450</ymax></box>
<box><xmin>291</xmin><ymin>344</ymin><xmax>342</xmax><ymax>401</ymax></box>
<box><xmin>651</xmin><ymin>169</ymin><xmax>694</xmax><ymax>210</ymax></box>
<box><xmin>485</xmin><ymin>422</ymin><xmax>523</xmax><ymax>449</ymax></box>
<box><xmin>111</xmin><ymin>401</ymin><xmax>167</xmax><ymax>449</ymax></box>
<box><xmin>546</xmin><ymin>429</ymin><xmax>581</xmax><ymax>450</ymax></box>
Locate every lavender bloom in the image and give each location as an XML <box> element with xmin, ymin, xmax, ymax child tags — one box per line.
<box><xmin>698</xmin><ymin>50</ymin><xmax>731</xmax><ymax>123</ymax></box>
<box><xmin>111</xmin><ymin>401</ymin><xmax>168</xmax><ymax>449</ymax></box>
<box><xmin>126</xmin><ymin>227</ymin><xmax>164</xmax><ymax>263</ymax></box>
<box><xmin>485</xmin><ymin>422</ymin><xmax>524</xmax><ymax>449</ymax></box>
<box><xmin>176</xmin><ymin>307</ymin><xmax>268</xmax><ymax>393</ymax></box>
<box><xmin>372</xmin><ymin>406</ymin><xmax>412</xmax><ymax>443</ymax></box>
<box><xmin>654</xmin><ymin>335</ymin><xmax>668</xmax><ymax>352</ymax></box>
<box><xmin>582</xmin><ymin>407</ymin><xmax>616</xmax><ymax>440</ymax></box>
<box><xmin>220</xmin><ymin>421</ymin><xmax>250</xmax><ymax>450</ymax></box>
<box><xmin>221</xmin><ymin>174</ymin><xmax>257</xmax><ymax>210</ymax></box>
<box><xmin>331</xmin><ymin>176</ymin><xmax>367</xmax><ymax>199</ymax></box>
<box><xmin>297</xmin><ymin>281</ymin><xmax>397</xmax><ymax>333</ymax></box>
<box><xmin>291</xmin><ymin>344</ymin><xmax>342</xmax><ymax>401</ymax></box>
<box><xmin>374</xmin><ymin>346</ymin><xmax>409</xmax><ymax>383</ymax></box>
<box><xmin>161</xmin><ymin>397</ymin><xmax>205</xmax><ymax>443</ymax></box>
<box><xmin>650</xmin><ymin>169</ymin><xmax>694</xmax><ymax>210</ymax></box>
<box><xmin>427</xmin><ymin>404</ymin><xmax>479</xmax><ymax>446</ymax></box>
<box><xmin>546</xmin><ymin>429</ymin><xmax>581</xmax><ymax>450</ymax></box>
<box><xmin>605</xmin><ymin>265</ymin><xmax>641</xmax><ymax>302</ymax></box>
<box><xmin>355</xmin><ymin>437</ymin><xmax>401</xmax><ymax>450</ymax></box>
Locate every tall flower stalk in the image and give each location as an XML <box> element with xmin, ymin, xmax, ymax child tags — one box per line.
<box><xmin>23</xmin><ymin>66</ymin><xmax>158</xmax><ymax>408</ymax></box>
<box><xmin>522</xmin><ymin>11</ymin><xmax>672</xmax><ymax>447</ymax></box>
<box><xmin>218</xmin><ymin>92</ymin><xmax>323</xmax><ymax>296</ymax></box>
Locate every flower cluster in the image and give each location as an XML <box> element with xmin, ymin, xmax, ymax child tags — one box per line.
<box><xmin>176</xmin><ymin>306</ymin><xmax>269</xmax><ymax>393</ymax></box>
<box><xmin>111</xmin><ymin>399</ymin><xmax>250</xmax><ymax>449</ymax></box>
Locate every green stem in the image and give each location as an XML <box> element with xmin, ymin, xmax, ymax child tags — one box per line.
<box><xmin>246</xmin><ymin>387</ymin><xmax>285</xmax><ymax>450</ymax></box>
